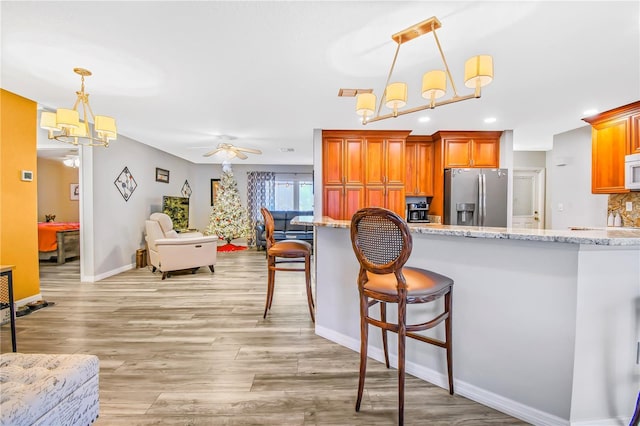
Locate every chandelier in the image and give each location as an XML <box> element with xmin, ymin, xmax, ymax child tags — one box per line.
<box><xmin>355</xmin><ymin>17</ymin><xmax>494</xmax><ymax>124</ymax></box>
<box><xmin>40</xmin><ymin>68</ymin><xmax>117</xmax><ymax>147</ymax></box>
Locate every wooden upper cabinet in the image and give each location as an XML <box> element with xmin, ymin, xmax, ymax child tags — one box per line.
<box><xmin>630</xmin><ymin>112</ymin><xmax>640</xmax><ymax>154</ymax></box>
<box><xmin>405</xmin><ymin>138</ymin><xmax>435</xmax><ymax>196</ymax></box>
<box><xmin>322</xmin><ymin>136</ymin><xmax>365</xmax><ymax>186</ymax></box>
<box><xmin>364</xmin><ymin>137</ymin><xmax>405</xmax><ymax>185</ymax></box>
<box><xmin>438</xmin><ymin>131</ymin><xmax>502</xmax><ymax>168</ymax></box>
<box><xmin>322</xmin><ymin>130</ymin><xmax>408</xmax><ymax>219</ymax></box>
<box><xmin>583</xmin><ymin>101</ymin><xmax>640</xmax><ymax>193</ymax></box>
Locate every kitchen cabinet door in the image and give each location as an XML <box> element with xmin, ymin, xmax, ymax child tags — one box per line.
<box><xmin>471</xmin><ymin>138</ymin><xmax>500</xmax><ymax>167</ymax></box>
<box><xmin>323</xmin><ymin>185</ymin><xmax>365</xmax><ymax>220</ymax></box>
<box><xmin>590</xmin><ymin>117</ymin><xmax>629</xmax><ymax>193</ymax></box>
<box><xmin>444</xmin><ymin>138</ymin><xmax>472</xmax><ymax>168</ymax></box>
<box><xmin>630</xmin><ymin>112</ymin><xmax>640</xmax><ymax>154</ymax></box>
<box><xmin>405</xmin><ymin>141</ymin><xmax>435</xmax><ymax>196</ymax></box>
<box><xmin>386</xmin><ymin>186</ymin><xmax>406</xmax><ymax>217</ymax></box>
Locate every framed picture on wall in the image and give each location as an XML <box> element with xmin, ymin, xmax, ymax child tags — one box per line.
<box><xmin>70</xmin><ymin>183</ymin><xmax>80</xmax><ymax>200</ymax></box>
<box><xmin>211</xmin><ymin>179</ymin><xmax>220</xmax><ymax>206</ymax></box>
<box><xmin>155</xmin><ymin>168</ymin><xmax>170</xmax><ymax>183</ymax></box>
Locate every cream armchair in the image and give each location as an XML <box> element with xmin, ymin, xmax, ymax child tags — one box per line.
<box><xmin>145</xmin><ymin>213</ymin><xmax>218</xmax><ymax>279</ymax></box>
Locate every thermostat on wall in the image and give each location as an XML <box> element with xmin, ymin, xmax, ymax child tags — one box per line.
<box><xmin>21</xmin><ymin>170</ymin><xmax>33</xmax><ymax>181</ymax></box>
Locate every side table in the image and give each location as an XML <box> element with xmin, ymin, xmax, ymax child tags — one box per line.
<box><xmin>0</xmin><ymin>265</ymin><xmax>17</xmax><ymax>352</ymax></box>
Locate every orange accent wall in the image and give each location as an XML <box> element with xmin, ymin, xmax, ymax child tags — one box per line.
<box><xmin>0</xmin><ymin>89</ymin><xmax>40</xmax><ymax>301</ymax></box>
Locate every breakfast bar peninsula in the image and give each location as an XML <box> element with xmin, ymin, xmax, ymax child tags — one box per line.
<box><xmin>292</xmin><ymin>216</ymin><xmax>640</xmax><ymax>426</ymax></box>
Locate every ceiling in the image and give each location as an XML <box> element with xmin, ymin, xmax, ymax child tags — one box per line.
<box><xmin>2</xmin><ymin>1</ymin><xmax>639</xmax><ymax>165</ymax></box>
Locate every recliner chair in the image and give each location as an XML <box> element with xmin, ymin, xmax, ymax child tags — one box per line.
<box><xmin>145</xmin><ymin>213</ymin><xmax>218</xmax><ymax>279</ymax></box>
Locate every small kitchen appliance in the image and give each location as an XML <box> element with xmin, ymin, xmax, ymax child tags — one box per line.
<box><xmin>407</xmin><ymin>202</ymin><xmax>430</xmax><ymax>223</ymax></box>
<box><xmin>625</xmin><ymin>153</ymin><xmax>640</xmax><ymax>190</ymax></box>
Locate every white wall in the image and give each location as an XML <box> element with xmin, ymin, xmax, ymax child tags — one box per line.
<box><xmin>513</xmin><ymin>151</ymin><xmax>546</xmax><ymax>168</ymax></box>
<box><xmin>545</xmin><ymin>125</ymin><xmax>608</xmax><ymax>229</ymax></box>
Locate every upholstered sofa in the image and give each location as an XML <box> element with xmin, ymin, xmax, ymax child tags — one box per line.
<box><xmin>255</xmin><ymin>210</ymin><xmax>313</xmax><ymax>250</ymax></box>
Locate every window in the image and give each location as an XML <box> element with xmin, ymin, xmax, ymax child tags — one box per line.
<box><xmin>274</xmin><ymin>173</ymin><xmax>313</xmax><ymax>211</ymax></box>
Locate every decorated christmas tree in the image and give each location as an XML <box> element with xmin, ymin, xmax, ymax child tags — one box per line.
<box><xmin>206</xmin><ymin>164</ymin><xmax>252</xmax><ymax>244</ymax></box>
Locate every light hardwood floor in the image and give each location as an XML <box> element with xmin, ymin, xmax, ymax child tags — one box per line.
<box><xmin>2</xmin><ymin>249</ymin><xmax>527</xmax><ymax>425</ymax></box>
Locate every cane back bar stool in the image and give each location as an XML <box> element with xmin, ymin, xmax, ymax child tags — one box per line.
<box><xmin>350</xmin><ymin>207</ymin><xmax>454</xmax><ymax>425</ymax></box>
<box><xmin>260</xmin><ymin>207</ymin><xmax>315</xmax><ymax>322</ymax></box>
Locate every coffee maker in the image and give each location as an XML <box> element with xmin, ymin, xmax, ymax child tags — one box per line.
<box><xmin>407</xmin><ymin>202</ymin><xmax>430</xmax><ymax>223</ymax></box>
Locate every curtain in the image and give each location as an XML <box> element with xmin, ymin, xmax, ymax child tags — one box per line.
<box><xmin>246</xmin><ymin>171</ymin><xmax>276</xmax><ymax>246</ymax></box>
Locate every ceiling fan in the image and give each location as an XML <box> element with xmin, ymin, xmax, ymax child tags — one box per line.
<box><xmin>202</xmin><ymin>143</ymin><xmax>262</xmax><ymax>160</ymax></box>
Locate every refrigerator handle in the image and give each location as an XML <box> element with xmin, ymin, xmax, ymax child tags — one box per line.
<box><xmin>477</xmin><ymin>173</ymin><xmax>483</xmax><ymax>226</ymax></box>
<box><xmin>480</xmin><ymin>172</ymin><xmax>487</xmax><ymax>226</ymax></box>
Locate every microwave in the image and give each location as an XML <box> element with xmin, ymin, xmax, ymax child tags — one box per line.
<box><xmin>625</xmin><ymin>153</ymin><xmax>640</xmax><ymax>190</ymax></box>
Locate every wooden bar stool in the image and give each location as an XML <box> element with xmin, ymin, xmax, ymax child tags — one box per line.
<box><xmin>350</xmin><ymin>207</ymin><xmax>454</xmax><ymax>425</ymax></box>
<box><xmin>261</xmin><ymin>207</ymin><xmax>314</xmax><ymax>322</ymax></box>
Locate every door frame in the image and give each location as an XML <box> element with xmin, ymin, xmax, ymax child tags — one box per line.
<box><xmin>512</xmin><ymin>167</ymin><xmax>546</xmax><ymax>229</ymax></box>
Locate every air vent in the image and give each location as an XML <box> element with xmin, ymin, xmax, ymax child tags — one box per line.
<box><xmin>280</xmin><ymin>148</ymin><xmax>295</xmax><ymax>152</ymax></box>
<box><xmin>338</xmin><ymin>88</ymin><xmax>373</xmax><ymax>97</ymax></box>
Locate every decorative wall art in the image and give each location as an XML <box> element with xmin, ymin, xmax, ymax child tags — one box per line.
<box><xmin>211</xmin><ymin>179</ymin><xmax>220</xmax><ymax>206</ymax></box>
<box><xmin>155</xmin><ymin>167</ymin><xmax>169</xmax><ymax>183</ymax></box>
<box><xmin>70</xmin><ymin>183</ymin><xmax>80</xmax><ymax>200</ymax></box>
<box><xmin>114</xmin><ymin>167</ymin><xmax>138</xmax><ymax>201</ymax></box>
<box><xmin>181</xmin><ymin>180</ymin><xmax>192</xmax><ymax>198</ymax></box>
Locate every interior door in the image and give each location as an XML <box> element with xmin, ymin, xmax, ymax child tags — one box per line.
<box><xmin>512</xmin><ymin>168</ymin><xmax>545</xmax><ymax>229</ymax></box>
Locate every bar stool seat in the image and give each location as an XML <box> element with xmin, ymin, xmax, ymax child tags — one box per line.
<box><xmin>350</xmin><ymin>207</ymin><xmax>454</xmax><ymax>426</ymax></box>
<box><xmin>261</xmin><ymin>207</ymin><xmax>314</xmax><ymax>322</ymax></box>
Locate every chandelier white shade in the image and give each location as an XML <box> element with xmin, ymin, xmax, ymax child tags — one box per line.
<box><xmin>40</xmin><ymin>68</ymin><xmax>117</xmax><ymax>147</ymax></box>
<box><xmin>354</xmin><ymin>17</ymin><xmax>494</xmax><ymax>124</ymax></box>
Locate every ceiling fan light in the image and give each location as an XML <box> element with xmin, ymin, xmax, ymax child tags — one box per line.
<box><xmin>385</xmin><ymin>82</ymin><xmax>407</xmax><ymax>109</ymax></box>
<box><xmin>421</xmin><ymin>70</ymin><xmax>446</xmax><ymax>99</ymax></box>
<box><xmin>355</xmin><ymin>93</ymin><xmax>376</xmax><ymax>117</ymax></box>
<box><xmin>56</xmin><ymin>109</ymin><xmax>79</xmax><ymax>129</ymax></box>
<box><xmin>464</xmin><ymin>55</ymin><xmax>493</xmax><ymax>88</ymax></box>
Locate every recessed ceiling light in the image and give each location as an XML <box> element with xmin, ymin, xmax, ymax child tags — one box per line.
<box><xmin>484</xmin><ymin>117</ymin><xmax>497</xmax><ymax>123</ymax></box>
<box><xmin>418</xmin><ymin>116</ymin><xmax>431</xmax><ymax>123</ymax></box>
<box><xmin>583</xmin><ymin>109</ymin><xmax>598</xmax><ymax>116</ymax></box>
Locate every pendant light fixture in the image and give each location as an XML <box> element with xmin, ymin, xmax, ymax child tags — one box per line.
<box><xmin>40</xmin><ymin>68</ymin><xmax>117</xmax><ymax>147</ymax></box>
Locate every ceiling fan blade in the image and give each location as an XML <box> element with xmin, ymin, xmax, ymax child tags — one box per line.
<box><xmin>234</xmin><ymin>147</ymin><xmax>262</xmax><ymax>154</ymax></box>
<box><xmin>203</xmin><ymin>148</ymin><xmax>224</xmax><ymax>157</ymax></box>
<box><xmin>235</xmin><ymin>151</ymin><xmax>248</xmax><ymax>160</ymax></box>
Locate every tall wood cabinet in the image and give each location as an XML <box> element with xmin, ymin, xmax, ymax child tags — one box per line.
<box><xmin>405</xmin><ymin>136</ymin><xmax>435</xmax><ymax>196</ymax></box>
<box><xmin>583</xmin><ymin>101</ymin><xmax>640</xmax><ymax>194</ymax></box>
<box><xmin>322</xmin><ymin>130</ymin><xmax>410</xmax><ymax>219</ymax></box>
<box><xmin>437</xmin><ymin>131</ymin><xmax>502</xmax><ymax>168</ymax></box>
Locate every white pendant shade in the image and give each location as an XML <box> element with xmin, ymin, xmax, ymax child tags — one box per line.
<box><xmin>56</xmin><ymin>109</ymin><xmax>79</xmax><ymax>129</ymax></box>
<box><xmin>95</xmin><ymin>115</ymin><xmax>117</xmax><ymax>139</ymax></box>
<box><xmin>40</xmin><ymin>111</ymin><xmax>60</xmax><ymax>131</ymax></box>
<box><xmin>355</xmin><ymin>93</ymin><xmax>376</xmax><ymax>117</ymax></box>
<box><xmin>70</xmin><ymin>121</ymin><xmax>87</xmax><ymax>137</ymax></box>
<box><xmin>464</xmin><ymin>55</ymin><xmax>494</xmax><ymax>88</ymax></box>
<box><xmin>422</xmin><ymin>70</ymin><xmax>447</xmax><ymax>100</ymax></box>
<box><xmin>385</xmin><ymin>82</ymin><xmax>407</xmax><ymax>109</ymax></box>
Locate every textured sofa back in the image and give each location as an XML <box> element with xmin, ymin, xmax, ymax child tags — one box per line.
<box><xmin>270</xmin><ymin>211</ymin><xmax>313</xmax><ymax>232</ymax></box>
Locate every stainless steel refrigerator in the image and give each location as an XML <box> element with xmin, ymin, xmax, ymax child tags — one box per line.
<box><xmin>444</xmin><ymin>168</ymin><xmax>508</xmax><ymax>227</ymax></box>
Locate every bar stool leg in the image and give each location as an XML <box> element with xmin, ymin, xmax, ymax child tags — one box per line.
<box><xmin>380</xmin><ymin>302</ymin><xmax>390</xmax><ymax>368</ymax></box>
<box><xmin>264</xmin><ymin>255</ymin><xmax>276</xmax><ymax>318</ymax></box>
<box><xmin>398</xmin><ymin>300</ymin><xmax>407</xmax><ymax>426</ymax></box>
<box><xmin>356</xmin><ymin>293</ymin><xmax>369</xmax><ymax>412</ymax></box>
<box><xmin>304</xmin><ymin>253</ymin><xmax>315</xmax><ymax>322</ymax></box>
<box><xmin>445</xmin><ymin>290</ymin><xmax>454</xmax><ymax>394</ymax></box>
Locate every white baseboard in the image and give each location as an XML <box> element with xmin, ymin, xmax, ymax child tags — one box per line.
<box><xmin>82</xmin><ymin>263</ymin><xmax>134</xmax><ymax>282</ymax></box>
<box><xmin>315</xmin><ymin>325</ymin><xmax>569</xmax><ymax>426</ymax></box>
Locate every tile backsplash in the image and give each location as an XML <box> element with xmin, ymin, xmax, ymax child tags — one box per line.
<box><xmin>608</xmin><ymin>193</ymin><xmax>640</xmax><ymax>227</ymax></box>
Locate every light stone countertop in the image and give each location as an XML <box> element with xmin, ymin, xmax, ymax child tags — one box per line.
<box><xmin>292</xmin><ymin>216</ymin><xmax>640</xmax><ymax>246</ymax></box>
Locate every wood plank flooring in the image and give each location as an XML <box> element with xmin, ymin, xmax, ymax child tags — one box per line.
<box><xmin>1</xmin><ymin>249</ymin><xmax>528</xmax><ymax>425</ymax></box>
